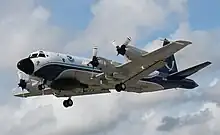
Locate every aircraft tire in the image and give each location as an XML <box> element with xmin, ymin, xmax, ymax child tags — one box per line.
<box><xmin>63</xmin><ymin>99</ymin><xmax>73</xmax><ymax>108</ymax></box>
<box><xmin>115</xmin><ymin>83</ymin><xmax>126</xmax><ymax>92</ymax></box>
<box><xmin>121</xmin><ymin>83</ymin><xmax>126</xmax><ymax>90</ymax></box>
<box><xmin>115</xmin><ymin>84</ymin><xmax>122</xmax><ymax>92</ymax></box>
<box><xmin>67</xmin><ymin>98</ymin><xmax>73</xmax><ymax>107</ymax></box>
<box><xmin>63</xmin><ymin>100</ymin><xmax>69</xmax><ymax>108</ymax></box>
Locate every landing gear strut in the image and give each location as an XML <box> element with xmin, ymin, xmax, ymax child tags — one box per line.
<box><xmin>115</xmin><ymin>83</ymin><xmax>126</xmax><ymax>92</ymax></box>
<box><xmin>63</xmin><ymin>98</ymin><xmax>73</xmax><ymax>108</ymax></box>
<box><xmin>38</xmin><ymin>84</ymin><xmax>45</xmax><ymax>90</ymax></box>
<box><xmin>38</xmin><ymin>79</ymin><xmax>46</xmax><ymax>90</ymax></box>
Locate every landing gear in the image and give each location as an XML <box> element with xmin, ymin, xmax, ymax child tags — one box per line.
<box><xmin>38</xmin><ymin>79</ymin><xmax>47</xmax><ymax>90</ymax></box>
<box><xmin>38</xmin><ymin>84</ymin><xmax>45</xmax><ymax>90</ymax></box>
<box><xmin>115</xmin><ymin>83</ymin><xmax>126</xmax><ymax>92</ymax></box>
<box><xmin>63</xmin><ymin>98</ymin><xmax>73</xmax><ymax>108</ymax></box>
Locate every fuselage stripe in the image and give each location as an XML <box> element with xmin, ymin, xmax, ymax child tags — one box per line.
<box><xmin>38</xmin><ymin>62</ymin><xmax>102</xmax><ymax>73</ymax></box>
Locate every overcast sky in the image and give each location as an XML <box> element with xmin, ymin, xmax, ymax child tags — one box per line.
<box><xmin>0</xmin><ymin>0</ymin><xmax>220</xmax><ymax>135</ymax></box>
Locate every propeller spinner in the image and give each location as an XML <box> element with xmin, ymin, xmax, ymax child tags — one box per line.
<box><xmin>13</xmin><ymin>71</ymin><xmax>30</xmax><ymax>97</ymax></box>
<box><xmin>112</xmin><ymin>36</ymin><xmax>131</xmax><ymax>56</ymax></box>
<box><xmin>160</xmin><ymin>38</ymin><xmax>171</xmax><ymax>46</ymax></box>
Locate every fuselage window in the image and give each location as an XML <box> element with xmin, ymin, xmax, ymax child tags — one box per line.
<box><xmin>67</xmin><ymin>55</ymin><xmax>74</xmax><ymax>62</ymax></box>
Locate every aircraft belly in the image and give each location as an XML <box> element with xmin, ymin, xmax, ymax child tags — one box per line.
<box><xmin>56</xmin><ymin>69</ymin><xmax>100</xmax><ymax>85</ymax></box>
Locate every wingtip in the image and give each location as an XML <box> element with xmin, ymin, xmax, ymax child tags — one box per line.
<box><xmin>176</xmin><ymin>40</ymin><xmax>192</xmax><ymax>46</ymax></box>
<box><xmin>205</xmin><ymin>61</ymin><xmax>212</xmax><ymax>66</ymax></box>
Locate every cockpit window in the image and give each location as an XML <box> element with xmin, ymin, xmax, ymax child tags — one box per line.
<box><xmin>38</xmin><ymin>52</ymin><xmax>46</xmax><ymax>57</ymax></box>
<box><xmin>28</xmin><ymin>51</ymin><xmax>46</xmax><ymax>58</ymax></box>
<box><xmin>29</xmin><ymin>53</ymin><xmax>38</xmax><ymax>58</ymax></box>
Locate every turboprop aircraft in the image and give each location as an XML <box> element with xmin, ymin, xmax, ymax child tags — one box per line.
<box><xmin>13</xmin><ymin>37</ymin><xmax>206</xmax><ymax>108</ymax></box>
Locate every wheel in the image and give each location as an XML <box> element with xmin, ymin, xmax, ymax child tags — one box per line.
<box><xmin>67</xmin><ymin>98</ymin><xmax>73</xmax><ymax>107</ymax></box>
<box><xmin>121</xmin><ymin>83</ymin><xmax>126</xmax><ymax>90</ymax></box>
<box><xmin>63</xmin><ymin>100</ymin><xmax>69</xmax><ymax>108</ymax></box>
<box><xmin>38</xmin><ymin>84</ymin><xmax>45</xmax><ymax>90</ymax></box>
<box><xmin>63</xmin><ymin>99</ymin><xmax>73</xmax><ymax>108</ymax></box>
<box><xmin>115</xmin><ymin>83</ymin><xmax>126</xmax><ymax>92</ymax></box>
<box><xmin>115</xmin><ymin>84</ymin><xmax>122</xmax><ymax>92</ymax></box>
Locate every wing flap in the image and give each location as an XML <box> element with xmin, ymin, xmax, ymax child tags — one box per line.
<box><xmin>55</xmin><ymin>89</ymin><xmax>111</xmax><ymax>97</ymax></box>
<box><xmin>125</xmin><ymin>81</ymin><xmax>164</xmax><ymax>93</ymax></box>
<box><xmin>123</xmin><ymin>60</ymin><xmax>165</xmax><ymax>85</ymax></box>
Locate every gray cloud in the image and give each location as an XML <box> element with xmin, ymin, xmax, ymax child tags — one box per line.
<box><xmin>0</xmin><ymin>0</ymin><xmax>65</xmax><ymax>70</ymax></box>
<box><xmin>157</xmin><ymin>108</ymin><xmax>213</xmax><ymax>132</ymax></box>
<box><xmin>64</xmin><ymin>0</ymin><xmax>188</xmax><ymax>59</ymax></box>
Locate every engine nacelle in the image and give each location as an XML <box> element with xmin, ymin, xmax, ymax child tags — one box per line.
<box><xmin>96</xmin><ymin>57</ymin><xmax>116</xmax><ymax>74</ymax></box>
<box><xmin>112</xmin><ymin>72</ymin><xmax>126</xmax><ymax>79</ymax></box>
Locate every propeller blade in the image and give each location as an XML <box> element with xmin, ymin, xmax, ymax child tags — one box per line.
<box><xmin>92</xmin><ymin>46</ymin><xmax>98</xmax><ymax>57</ymax></box>
<box><xmin>123</xmin><ymin>36</ymin><xmax>131</xmax><ymax>46</ymax></box>
<box><xmin>88</xmin><ymin>46</ymin><xmax>100</xmax><ymax>68</ymax></box>
<box><xmin>112</xmin><ymin>40</ymin><xmax>118</xmax><ymax>47</ymax></box>
<box><xmin>17</xmin><ymin>70</ymin><xmax>30</xmax><ymax>82</ymax></box>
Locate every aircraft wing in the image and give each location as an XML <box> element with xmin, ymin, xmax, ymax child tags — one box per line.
<box><xmin>54</xmin><ymin>89</ymin><xmax>111</xmax><ymax>97</ymax></box>
<box><xmin>13</xmin><ymin>88</ymin><xmax>53</xmax><ymax>98</ymax></box>
<box><xmin>124</xmin><ymin>45</ymin><xmax>148</xmax><ymax>60</ymax></box>
<box><xmin>122</xmin><ymin>60</ymin><xmax>165</xmax><ymax>86</ymax></box>
<box><xmin>13</xmin><ymin>87</ymin><xmax>111</xmax><ymax>98</ymax></box>
<box><xmin>125</xmin><ymin>80</ymin><xmax>164</xmax><ymax>93</ymax></box>
<box><xmin>116</xmin><ymin>40</ymin><xmax>192</xmax><ymax>84</ymax></box>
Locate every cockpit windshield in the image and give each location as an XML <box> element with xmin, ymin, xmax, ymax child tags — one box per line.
<box><xmin>29</xmin><ymin>53</ymin><xmax>38</xmax><ymax>58</ymax></box>
<box><xmin>38</xmin><ymin>51</ymin><xmax>46</xmax><ymax>57</ymax></box>
<box><xmin>29</xmin><ymin>51</ymin><xmax>46</xmax><ymax>58</ymax></box>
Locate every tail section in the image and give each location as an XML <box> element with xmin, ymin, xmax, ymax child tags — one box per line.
<box><xmin>167</xmin><ymin>61</ymin><xmax>211</xmax><ymax>80</ymax></box>
<box><xmin>158</xmin><ymin>39</ymin><xmax>178</xmax><ymax>74</ymax></box>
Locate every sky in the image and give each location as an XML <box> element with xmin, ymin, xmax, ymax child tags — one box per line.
<box><xmin>0</xmin><ymin>0</ymin><xmax>220</xmax><ymax>135</ymax></box>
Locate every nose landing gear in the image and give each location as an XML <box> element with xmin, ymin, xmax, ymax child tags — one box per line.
<box><xmin>63</xmin><ymin>98</ymin><xmax>73</xmax><ymax>108</ymax></box>
<box><xmin>38</xmin><ymin>84</ymin><xmax>45</xmax><ymax>90</ymax></box>
<box><xmin>38</xmin><ymin>79</ymin><xmax>47</xmax><ymax>90</ymax></box>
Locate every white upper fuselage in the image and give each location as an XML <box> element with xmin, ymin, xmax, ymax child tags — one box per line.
<box><xmin>28</xmin><ymin>50</ymin><xmax>159</xmax><ymax>79</ymax></box>
<box><xmin>29</xmin><ymin>50</ymin><xmax>94</xmax><ymax>73</ymax></box>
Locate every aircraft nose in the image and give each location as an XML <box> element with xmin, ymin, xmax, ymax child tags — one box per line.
<box><xmin>17</xmin><ymin>58</ymin><xmax>34</xmax><ymax>75</ymax></box>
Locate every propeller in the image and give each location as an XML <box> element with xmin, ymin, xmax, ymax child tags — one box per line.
<box><xmin>160</xmin><ymin>38</ymin><xmax>171</xmax><ymax>46</ymax></box>
<box><xmin>15</xmin><ymin>71</ymin><xmax>30</xmax><ymax>97</ymax></box>
<box><xmin>112</xmin><ymin>36</ymin><xmax>131</xmax><ymax>56</ymax></box>
<box><xmin>88</xmin><ymin>47</ymin><xmax>99</xmax><ymax>68</ymax></box>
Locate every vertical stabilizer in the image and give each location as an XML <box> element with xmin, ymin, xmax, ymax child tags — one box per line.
<box><xmin>158</xmin><ymin>39</ymin><xmax>178</xmax><ymax>74</ymax></box>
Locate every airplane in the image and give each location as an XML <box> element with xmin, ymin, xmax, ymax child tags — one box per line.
<box><xmin>13</xmin><ymin>37</ymin><xmax>210</xmax><ymax>108</ymax></box>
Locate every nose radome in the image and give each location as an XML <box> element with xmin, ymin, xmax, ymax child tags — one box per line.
<box><xmin>17</xmin><ymin>58</ymin><xmax>34</xmax><ymax>75</ymax></box>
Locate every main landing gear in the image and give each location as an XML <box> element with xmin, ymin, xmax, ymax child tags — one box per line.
<box><xmin>115</xmin><ymin>83</ymin><xmax>126</xmax><ymax>92</ymax></box>
<box><xmin>63</xmin><ymin>98</ymin><xmax>73</xmax><ymax>108</ymax></box>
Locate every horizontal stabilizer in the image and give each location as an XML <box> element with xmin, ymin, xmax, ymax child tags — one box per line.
<box><xmin>167</xmin><ymin>61</ymin><xmax>211</xmax><ymax>80</ymax></box>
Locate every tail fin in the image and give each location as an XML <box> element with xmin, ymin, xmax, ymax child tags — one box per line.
<box><xmin>167</xmin><ymin>61</ymin><xmax>211</xmax><ymax>80</ymax></box>
<box><xmin>158</xmin><ymin>39</ymin><xmax>178</xmax><ymax>74</ymax></box>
